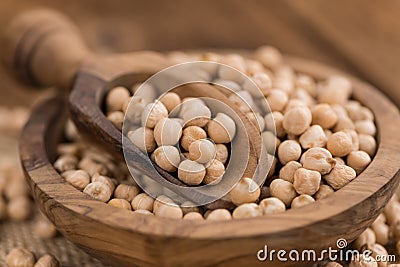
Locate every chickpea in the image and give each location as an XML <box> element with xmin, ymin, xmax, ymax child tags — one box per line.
<box><xmin>183</xmin><ymin>212</ymin><xmax>204</xmax><ymax>220</ymax></box>
<box><xmin>106</xmin><ymin>86</ymin><xmax>130</xmax><ymax>112</ymax></box>
<box><xmin>296</xmin><ymin>74</ymin><xmax>316</xmax><ymax>97</ymax></box>
<box><xmin>367</xmin><ymin>243</ymin><xmax>388</xmax><ymax>267</ymax></box>
<box><xmin>154</xmin><ymin>203</ymin><xmax>183</xmax><ymax>219</ymax></box>
<box><xmin>127</xmin><ymin>127</ymin><xmax>156</xmax><ymax>153</ymax></box>
<box><xmin>91</xmin><ymin>174</ymin><xmax>116</xmax><ymax>192</ymax></box>
<box><xmin>246</xmin><ymin>112</ymin><xmax>265</xmax><ymax>132</ymax></box>
<box><xmin>266</xmin><ymin>89</ymin><xmax>288</xmax><ymax>112</ymax></box>
<box><xmin>284</xmin><ymin>99</ymin><xmax>308</xmax><ymax>113</ymax></box>
<box><xmin>283</xmin><ymin>106</ymin><xmax>312</xmax><ymax>135</ymax></box>
<box><xmin>355</xmin><ymin>120</ymin><xmax>376</xmax><ymax>136</ymax></box>
<box><xmin>189</xmin><ymin>139</ymin><xmax>216</xmax><ymax>164</ymax></box>
<box><xmin>266</xmin><ymin>154</ymin><xmax>278</xmax><ymax>178</ymax></box>
<box><xmin>159</xmin><ymin>92</ymin><xmax>181</xmax><ymax>113</ymax></box>
<box><xmin>141</xmin><ymin>101</ymin><xmax>168</xmax><ymax>128</ymax></box>
<box><xmin>279</xmin><ymin>161</ymin><xmax>302</xmax><ymax>183</ymax></box>
<box><xmin>34</xmin><ymin>254</ymin><xmax>59</xmax><ymax>267</ymax></box>
<box><xmin>154</xmin><ymin>118</ymin><xmax>183</xmax><ymax>146</ymax></box>
<box><xmin>180</xmin><ymin>126</ymin><xmax>207</xmax><ymax>151</ymax></box>
<box><xmin>207</xmin><ymin>113</ymin><xmax>236</xmax><ymax>143</ymax></box>
<box><xmin>293</xmin><ymin>168</ymin><xmax>321</xmax><ymax>195</ymax></box>
<box><xmin>4</xmin><ymin>179</ymin><xmax>29</xmax><ymax>200</ymax></box>
<box><xmin>56</xmin><ymin>143</ymin><xmax>80</xmax><ymax>156</ymax></box>
<box><xmin>291</xmin><ymin>194</ymin><xmax>315</xmax><ymax>209</ymax></box>
<box><xmin>6</xmin><ymin>248</ymin><xmax>36</xmax><ymax>267</ymax></box>
<box><xmin>314</xmin><ymin>184</ymin><xmax>334</xmax><ymax>200</ymax></box>
<box><xmin>333</xmin><ymin>116</ymin><xmax>355</xmax><ymax>132</ymax></box>
<box><xmin>311</xmin><ymin>104</ymin><xmax>338</xmax><ymax>129</ymax></box>
<box><xmin>261</xmin><ymin>131</ymin><xmax>280</xmax><ymax>155</ymax></box>
<box><xmin>178</xmin><ymin>160</ymin><xmax>206</xmax><ymax>185</ymax></box>
<box><xmin>327</xmin><ymin>131</ymin><xmax>353</xmax><ymax>157</ymax></box>
<box><xmin>180</xmin><ymin>201</ymin><xmax>200</xmax><ymax>215</ymax></box>
<box><xmin>218</xmin><ymin>54</ymin><xmax>246</xmax><ymax>82</ymax></box>
<box><xmin>7</xmin><ymin>196</ymin><xmax>32</xmax><ymax>221</ymax></box>
<box><xmin>133</xmin><ymin>209</ymin><xmax>153</xmax><ymax>215</ymax></box>
<box><xmin>254</xmin><ymin>45</ymin><xmax>282</xmax><ymax>69</ymax></box>
<box><xmin>124</xmin><ymin>96</ymin><xmax>148</xmax><ymax>126</ymax></box>
<box><xmin>78</xmin><ymin>157</ymin><xmax>108</xmax><ymax>177</ymax></box>
<box><xmin>232</xmin><ymin>203</ymin><xmax>263</xmax><ymax>219</ymax></box>
<box><xmin>277</xmin><ymin>140</ymin><xmax>302</xmax><ymax>165</ymax></box>
<box><xmin>229</xmin><ymin>177</ymin><xmax>261</xmax><ymax>205</ymax></box>
<box><xmin>154</xmin><ymin>146</ymin><xmax>181</xmax><ymax>172</ymax></box>
<box><xmin>180</xmin><ymin>102</ymin><xmax>211</xmax><ymax>128</ymax></box>
<box><xmin>323</xmin><ymin>164</ymin><xmax>356</xmax><ymax>190</ymax></box>
<box><xmin>204</xmin><ymin>159</ymin><xmax>225</xmax><ymax>185</ymax></box>
<box><xmin>243</xmin><ymin>73</ymin><xmax>273</xmax><ymax>97</ymax></box>
<box><xmin>269</xmin><ymin>179</ymin><xmax>298</xmax><ymax>207</ymax></box>
<box><xmin>318</xmin><ymin>76</ymin><xmax>352</xmax><ymax>105</ymax></box>
<box><xmin>108</xmin><ymin>198</ymin><xmax>132</xmax><ymax>210</ymax></box>
<box><xmin>61</xmin><ymin>170</ymin><xmax>90</xmax><ymax>191</ymax></box>
<box><xmin>114</xmin><ymin>184</ymin><xmax>140</xmax><ymax>202</ymax></box>
<box><xmin>34</xmin><ymin>217</ymin><xmax>57</xmax><ymax>239</ymax></box>
<box><xmin>347</xmin><ymin>151</ymin><xmax>371</xmax><ymax>175</ymax></box>
<box><xmin>299</xmin><ymin>125</ymin><xmax>327</xmax><ymax>149</ymax></box>
<box><xmin>371</xmin><ymin>222</ymin><xmax>389</xmax><ymax>246</ymax></box>
<box><xmin>83</xmin><ymin>182</ymin><xmax>112</xmax><ymax>202</ymax></box>
<box><xmin>228</xmin><ymin>91</ymin><xmax>254</xmax><ymax>113</ymax></box>
<box><xmin>301</xmin><ymin>147</ymin><xmax>335</xmax><ymax>175</ymax></box>
<box><xmin>213</xmin><ymin>79</ymin><xmax>241</xmax><ymax>92</ymax></box>
<box><xmin>353</xmin><ymin>228</ymin><xmax>376</xmax><ymax>250</ymax></box>
<box><xmin>384</xmin><ymin>201</ymin><xmax>400</xmax><ymax>226</ymax></box>
<box><xmin>291</xmin><ymin>88</ymin><xmax>315</xmax><ymax>106</ymax></box>
<box><xmin>264</xmin><ymin>111</ymin><xmax>286</xmax><ymax>138</ymax></box>
<box><xmin>107</xmin><ymin>111</ymin><xmax>124</xmax><ymax>131</ymax></box>
<box><xmin>358</xmin><ymin>134</ymin><xmax>377</xmax><ymax>157</ymax></box>
<box><xmin>131</xmin><ymin>193</ymin><xmax>154</xmax><ymax>212</ymax></box>
<box><xmin>349</xmin><ymin>254</ymin><xmax>378</xmax><ymax>267</ymax></box>
<box><xmin>215</xmin><ymin>144</ymin><xmax>229</xmax><ymax>164</ymax></box>
<box><xmin>53</xmin><ymin>154</ymin><xmax>78</xmax><ymax>172</ymax></box>
<box><xmin>259</xmin><ymin>197</ymin><xmax>286</xmax><ymax>215</ymax></box>
<box><xmin>206</xmin><ymin>209</ymin><xmax>232</xmax><ymax>221</ymax></box>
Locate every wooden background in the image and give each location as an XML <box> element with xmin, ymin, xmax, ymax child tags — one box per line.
<box><xmin>0</xmin><ymin>0</ymin><xmax>399</xmax><ymax>106</ymax></box>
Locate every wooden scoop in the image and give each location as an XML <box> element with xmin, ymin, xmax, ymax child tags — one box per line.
<box><xmin>3</xmin><ymin>9</ymin><xmax>268</xmax><ymax>208</ymax></box>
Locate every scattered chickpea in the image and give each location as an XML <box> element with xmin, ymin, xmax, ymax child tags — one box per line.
<box><xmin>153</xmin><ymin>118</ymin><xmax>183</xmax><ymax>146</ymax></box>
<box><xmin>291</xmin><ymin>194</ymin><xmax>315</xmax><ymax>209</ymax></box>
<box><xmin>34</xmin><ymin>254</ymin><xmax>59</xmax><ymax>267</ymax></box>
<box><xmin>61</xmin><ymin>170</ymin><xmax>90</xmax><ymax>191</ymax></box>
<box><xmin>254</xmin><ymin>45</ymin><xmax>283</xmax><ymax>69</ymax></box>
<box><xmin>279</xmin><ymin>161</ymin><xmax>302</xmax><ymax>183</ymax></box>
<box><xmin>204</xmin><ymin>159</ymin><xmax>225</xmax><ymax>185</ymax></box>
<box><xmin>127</xmin><ymin>127</ymin><xmax>156</xmax><ymax>153</ymax></box>
<box><xmin>311</xmin><ymin>104</ymin><xmax>338</xmax><ymax>129</ymax></box>
<box><xmin>107</xmin><ymin>111</ymin><xmax>124</xmax><ymax>131</ymax></box>
<box><xmin>371</xmin><ymin>222</ymin><xmax>389</xmax><ymax>246</ymax></box>
<box><xmin>327</xmin><ymin>131</ymin><xmax>353</xmax><ymax>157</ymax></box>
<box><xmin>83</xmin><ymin>182</ymin><xmax>112</xmax><ymax>202</ymax></box>
<box><xmin>141</xmin><ymin>101</ymin><xmax>168</xmax><ymax>128</ymax></box>
<box><xmin>106</xmin><ymin>86</ymin><xmax>131</xmax><ymax>112</ymax></box>
<box><xmin>353</xmin><ymin>228</ymin><xmax>376</xmax><ymax>250</ymax></box>
<box><xmin>7</xmin><ymin>196</ymin><xmax>32</xmax><ymax>221</ymax></box>
<box><xmin>299</xmin><ymin>125</ymin><xmax>327</xmax><ymax>149</ymax></box>
<box><xmin>183</xmin><ymin>212</ymin><xmax>204</xmax><ymax>220</ymax></box>
<box><xmin>206</xmin><ymin>209</ymin><xmax>232</xmax><ymax>221</ymax></box>
<box><xmin>259</xmin><ymin>197</ymin><xmax>286</xmax><ymax>215</ymax></box>
<box><xmin>108</xmin><ymin>198</ymin><xmax>132</xmax><ymax>210</ymax></box>
<box><xmin>301</xmin><ymin>147</ymin><xmax>335</xmax><ymax>175</ymax></box>
<box><xmin>159</xmin><ymin>92</ymin><xmax>181</xmax><ymax>113</ymax></box>
<box><xmin>269</xmin><ymin>179</ymin><xmax>298</xmax><ymax>207</ymax></box>
<box><xmin>347</xmin><ymin>150</ymin><xmax>371</xmax><ymax>175</ymax></box>
<box><xmin>189</xmin><ymin>139</ymin><xmax>216</xmax><ymax>164</ymax></box>
<box><xmin>34</xmin><ymin>217</ymin><xmax>57</xmax><ymax>239</ymax></box>
<box><xmin>4</xmin><ymin>179</ymin><xmax>29</xmax><ymax>200</ymax></box>
<box><xmin>207</xmin><ymin>113</ymin><xmax>236</xmax><ymax>143</ymax></box>
<box><xmin>6</xmin><ymin>248</ymin><xmax>36</xmax><ymax>267</ymax></box>
<box><xmin>154</xmin><ymin>146</ymin><xmax>181</xmax><ymax>172</ymax></box>
<box><xmin>215</xmin><ymin>144</ymin><xmax>229</xmax><ymax>164</ymax></box>
<box><xmin>131</xmin><ymin>193</ymin><xmax>154</xmax><ymax>212</ymax></box>
<box><xmin>293</xmin><ymin>168</ymin><xmax>321</xmax><ymax>195</ymax></box>
<box><xmin>229</xmin><ymin>177</ymin><xmax>261</xmax><ymax>205</ymax></box>
<box><xmin>282</xmin><ymin>106</ymin><xmax>312</xmax><ymax>135</ymax></box>
<box><xmin>277</xmin><ymin>140</ymin><xmax>302</xmax><ymax>165</ymax></box>
<box><xmin>232</xmin><ymin>203</ymin><xmax>262</xmax><ymax>219</ymax></box>
<box><xmin>264</xmin><ymin>111</ymin><xmax>286</xmax><ymax>138</ymax></box>
<box><xmin>180</xmin><ymin>126</ymin><xmax>207</xmax><ymax>151</ymax></box>
<box><xmin>314</xmin><ymin>184</ymin><xmax>335</xmax><ymax>200</ymax></box>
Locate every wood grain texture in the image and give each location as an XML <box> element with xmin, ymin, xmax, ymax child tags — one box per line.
<box><xmin>20</xmin><ymin>55</ymin><xmax>400</xmax><ymax>267</ymax></box>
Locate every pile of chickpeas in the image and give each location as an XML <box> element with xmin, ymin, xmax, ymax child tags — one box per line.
<box><xmin>6</xmin><ymin>249</ymin><xmax>59</xmax><ymax>267</ymax></box>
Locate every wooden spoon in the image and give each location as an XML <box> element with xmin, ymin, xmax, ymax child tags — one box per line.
<box><xmin>3</xmin><ymin>9</ymin><xmax>268</xmax><ymax>208</ymax></box>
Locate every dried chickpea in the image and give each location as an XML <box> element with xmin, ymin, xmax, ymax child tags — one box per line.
<box><xmin>254</xmin><ymin>45</ymin><xmax>282</xmax><ymax>69</ymax></box>
<box><xmin>154</xmin><ymin>203</ymin><xmax>183</xmax><ymax>219</ymax></box>
<box><xmin>311</xmin><ymin>104</ymin><xmax>338</xmax><ymax>129</ymax></box>
<box><xmin>232</xmin><ymin>203</ymin><xmax>262</xmax><ymax>219</ymax></box>
<box><xmin>314</xmin><ymin>184</ymin><xmax>335</xmax><ymax>200</ymax></box>
<box><xmin>213</xmin><ymin>79</ymin><xmax>241</xmax><ymax>92</ymax></box>
<box><xmin>346</xmin><ymin>129</ymin><xmax>360</xmax><ymax>151</ymax></box>
<box><xmin>269</xmin><ymin>179</ymin><xmax>298</xmax><ymax>207</ymax></box>
<box><xmin>53</xmin><ymin>154</ymin><xmax>78</xmax><ymax>172</ymax></box>
<box><xmin>296</xmin><ymin>74</ymin><xmax>316</xmax><ymax>97</ymax></box>
<box><xmin>127</xmin><ymin>127</ymin><xmax>156</xmax><ymax>153</ymax></box>
<box><xmin>279</xmin><ymin>161</ymin><xmax>302</xmax><ymax>183</ymax></box>
<box><xmin>6</xmin><ymin>248</ymin><xmax>36</xmax><ymax>267</ymax></box>
<box><xmin>301</xmin><ymin>147</ymin><xmax>335</xmax><ymax>175</ymax></box>
<box><xmin>108</xmin><ymin>198</ymin><xmax>132</xmax><ymax>210</ymax></box>
<box><xmin>124</xmin><ymin>96</ymin><xmax>147</xmax><ymax>125</ymax></box>
<box><xmin>34</xmin><ymin>254</ymin><xmax>59</xmax><ymax>267</ymax></box>
<box><xmin>243</xmin><ymin>73</ymin><xmax>273</xmax><ymax>97</ymax></box>
<box><xmin>106</xmin><ymin>86</ymin><xmax>130</xmax><ymax>112</ymax></box>
<box><xmin>367</xmin><ymin>243</ymin><xmax>388</xmax><ymax>267</ymax></box>
<box><xmin>347</xmin><ymin>150</ymin><xmax>371</xmax><ymax>175</ymax></box>
<box><xmin>215</xmin><ymin>144</ymin><xmax>229</xmax><ymax>164</ymax></box>
<box><xmin>358</xmin><ymin>134</ymin><xmax>377</xmax><ymax>157</ymax></box>
<box><xmin>291</xmin><ymin>88</ymin><xmax>315</xmax><ymax>106</ymax></box>
<box><xmin>7</xmin><ymin>196</ymin><xmax>32</xmax><ymax>221</ymax></box>
<box><xmin>349</xmin><ymin>254</ymin><xmax>378</xmax><ymax>267</ymax></box>
<box><xmin>159</xmin><ymin>92</ymin><xmax>181</xmax><ymax>113</ymax></box>
<box><xmin>284</xmin><ymin>99</ymin><xmax>307</xmax><ymax>113</ymax></box>
<box><xmin>291</xmin><ymin>194</ymin><xmax>315</xmax><ymax>209</ymax></box>
<box><xmin>189</xmin><ymin>139</ymin><xmax>216</xmax><ymax>164</ymax></box>
<box><xmin>180</xmin><ymin>102</ymin><xmax>211</xmax><ymax>127</ymax></box>
<box><xmin>266</xmin><ymin>89</ymin><xmax>288</xmax><ymax>112</ymax></box>
<box><xmin>293</xmin><ymin>168</ymin><xmax>321</xmax><ymax>195</ymax></box>
<box><xmin>83</xmin><ymin>182</ymin><xmax>112</xmax><ymax>202</ymax></box>
<box><xmin>259</xmin><ymin>197</ymin><xmax>286</xmax><ymax>215</ymax></box>
<box><xmin>261</xmin><ymin>131</ymin><xmax>280</xmax><ymax>155</ymax></box>
<box><xmin>183</xmin><ymin>212</ymin><xmax>204</xmax><ymax>220</ymax></box>
<box><xmin>206</xmin><ymin>209</ymin><xmax>232</xmax><ymax>221</ymax></box>
<box><xmin>178</xmin><ymin>160</ymin><xmax>206</xmax><ymax>185</ymax></box>
<box><xmin>229</xmin><ymin>177</ymin><xmax>261</xmax><ymax>205</ymax></box>
<box><xmin>327</xmin><ymin>131</ymin><xmax>353</xmax><ymax>157</ymax></box>
<box><xmin>299</xmin><ymin>125</ymin><xmax>327</xmax><ymax>149</ymax></box>
<box><xmin>264</xmin><ymin>111</ymin><xmax>285</xmax><ymax>138</ymax></box>
<box><xmin>91</xmin><ymin>174</ymin><xmax>116</xmax><ymax>192</ymax></box>
<box><xmin>180</xmin><ymin>201</ymin><xmax>200</xmax><ymax>215</ymax></box>
<box><xmin>131</xmin><ymin>193</ymin><xmax>154</xmax><ymax>212</ymax></box>
<box><xmin>180</xmin><ymin>126</ymin><xmax>207</xmax><ymax>151</ymax></box>
<box><xmin>353</xmin><ymin>228</ymin><xmax>376</xmax><ymax>250</ymax></box>
<box><xmin>141</xmin><ymin>101</ymin><xmax>168</xmax><ymax>128</ymax></box>
<box><xmin>318</xmin><ymin>76</ymin><xmax>352</xmax><ymax>105</ymax></box>
<box><xmin>204</xmin><ymin>159</ymin><xmax>225</xmax><ymax>185</ymax></box>
<box><xmin>114</xmin><ymin>184</ymin><xmax>140</xmax><ymax>202</ymax></box>
<box><xmin>333</xmin><ymin>116</ymin><xmax>355</xmax><ymax>132</ymax></box>
<box><xmin>154</xmin><ymin>118</ymin><xmax>183</xmax><ymax>146</ymax></box>
<box><xmin>371</xmin><ymin>222</ymin><xmax>389</xmax><ymax>245</ymax></box>
<box><xmin>246</xmin><ymin>112</ymin><xmax>265</xmax><ymax>132</ymax></box>
<box><xmin>384</xmin><ymin>201</ymin><xmax>400</xmax><ymax>226</ymax></box>
<box><xmin>228</xmin><ymin>90</ymin><xmax>254</xmax><ymax>113</ymax></box>
<box><xmin>154</xmin><ymin>146</ymin><xmax>181</xmax><ymax>172</ymax></box>
<box><xmin>107</xmin><ymin>111</ymin><xmax>124</xmax><ymax>130</ymax></box>
<box><xmin>323</xmin><ymin>164</ymin><xmax>356</xmax><ymax>190</ymax></box>
<box><xmin>355</xmin><ymin>120</ymin><xmax>376</xmax><ymax>136</ymax></box>
<box><xmin>34</xmin><ymin>217</ymin><xmax>57</xmax><ymax>239</ymax></box>
<box><xmin>207</xmin><ymin>113</ymin><xmax>236</xmax><ymax>143</ymax></box>
<box><xmin>282</xmin><ymin>106</ymin><xmax>312</xmax><ymax>135</ymax></box>
<box><xmin>4</xmin><ymin>179</ymin><xmax>29</xmax><ymax>200</ymax></box>
<box><xmin>277</xmin><ymin>140</ymin><xmax>302</xmax><ymax>165</ymax></box>
<box><xmin>61</xmin><ymin>170</ymin><xmax>90</xmax><ymax>191</ymax></box>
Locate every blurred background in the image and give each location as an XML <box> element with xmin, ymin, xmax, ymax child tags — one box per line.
<box><xmin>0</xmin><ymin>0</ymin><xmax>399</xmax><ymax>106</ymax></box>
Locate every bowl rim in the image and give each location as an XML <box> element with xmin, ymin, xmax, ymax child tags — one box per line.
<box><xmin>20</xmin><ymin>53</ymin><xmax>400</xmax><ymax>241</ymax></box>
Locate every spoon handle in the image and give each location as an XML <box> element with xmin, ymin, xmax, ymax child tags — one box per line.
<box><xmin>3</xmin><ymin>9</ymin><xmax>89</xmax><ymax>89</ymax></box>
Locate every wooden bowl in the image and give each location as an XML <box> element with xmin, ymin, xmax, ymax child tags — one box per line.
<box><xmin>20</xmin><ymin>50</ymin><xmax>400</xmax><ymax>266</ymax></box>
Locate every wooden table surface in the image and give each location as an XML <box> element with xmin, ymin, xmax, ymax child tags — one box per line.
<box><xmin>0</xmin><ymin>0</ymin><xmax>399</xmax><ymax>106</ymax></box>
